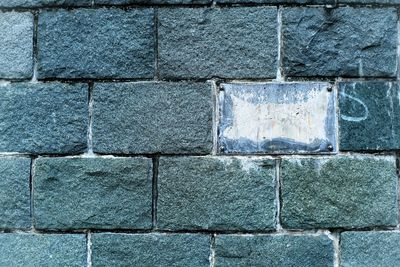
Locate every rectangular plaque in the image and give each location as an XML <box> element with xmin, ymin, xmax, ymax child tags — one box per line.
<box><xmin>219</xmin><ymin>82</ymin><xmax>337</xmax><ymax>154</ymax></box>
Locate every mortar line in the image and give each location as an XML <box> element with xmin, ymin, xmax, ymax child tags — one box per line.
<box><xmin>209</xmin><ymin>234</ymin><xmax>216</xmax><ymax>267</ymax></box>
<box><xmin>2</xmin><ymin>227</ymin><xmax>400</xmax><ymax>235</ymax></box>
<box><xmin>326</xmin><ymin>231</ymin><xmax>341</xmax><ymax>267</ymax></box>
<box><xmin>275</xmin><ymin>158</ymin><xmax>283</xmax><ymax>231</ymax></box>
<box><xmin>87</xmin><ymin>83</ymin><xmax>94</xmax><ymax>155</ymax></box>
<box><xmin>0</xmin><ymin>150</ymin><xmax>397</xmax><ymax>159</ymax></box>
<box><xmin>86</xmin><ymin>231</ymin><xmax>92</xmax><ymax>267</ymax></box>
<box><xmin>29</xmin><ymin>157</ymin><xmax>37</xmax><ymax>230</ymax></box>
<box><xmin>31</xmin><ymin>12</ymin><xmax>39</xmax><ymax>83</ymax></box>
<box><xmin>275</xmin><ymin>7</ymin><xmax>284</xmax><ymax>82</ymax></box>
<box><xmin>152</xmin><ymin>157</ymin><xmax>159</xmax><ymax>229</ymax></box>
<box><xmin>0</xmin><ymin>76</ymin><xmax>397</xmax><ymax>84</ymax></box>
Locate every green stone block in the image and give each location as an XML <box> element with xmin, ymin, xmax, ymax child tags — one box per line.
<box><xmin>158</xmin><ymin>7</ymin><xmax>278</xmax><ymax>79</ymax></box>
<box><xmin>34</xmin><ymin>157</ymin><xmax>152</xmax><ymax>230</ymax></box>
<box><xmin>0</xmin><ymin>233</ymin><xmax>86</xmax><ymax>267</ymax></box>
<box><xmin>92</xmin><ymin>82</ymin><xmax>213</xmax><ymax>154</ymax></box>
<box><xmin>158</xmin><ymin>157</ymin><xmax>276</xmax><ymax>230</ymax></box>
<box><xmin>92</xmin><ymin>233</ymin><xmax>210</xmax><ymax>267</ymax></box>
<box><xmin>339</xmin><ymin>82</ymin><xmax>400</xmax><ymax>150</ymax></box>
<box><xmin>0</xmin><ymin>157</ymin><xmax>31</xmax><ymax>229</ymax></box>
<box><xmin>281</xmin><ymin>156</ymin><xmax>398</xmax><ymax>229</ymax></box>
<box><xmin>215</xmin><ymin>234</ymin><xmax>334</xmax><ymax>266</ymax></box>
<box><xmin>341</xmin><ymin>231</ymin><xmax>400</xmax><ymax>267</ymax></box>
<box><xmin>282</xmin><ymin>7</ymin><xmax>397</xmax><ymax>77</ymax></box>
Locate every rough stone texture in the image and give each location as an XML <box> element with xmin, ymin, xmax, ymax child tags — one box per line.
<box><xmin>92</xmin><ymin>233</ymin><xmax>210</xmax><ymax>267</ymax></box>
<box><xmin>34</xmin><ymin>157</ymin><xmax>152</xmax><ymax>230</ymax></box>
<box><xmin>341</xmin><ymin>232</ymin><xmax>400</xmax><ymax>267</ymax></box>
<box><xmin>0</xmin><ymin>157</ymin><xmax>31</xmax><ymax>229</ymax></box>
<box><xmin>282</xmin><ymin>8</ymin><xmax>397</xmax><ymax>77</ymax></box>
<box><xmin>157</xmin><ymin>157</ymin><xmax>276</xmax><ymax>231</ymax></box>
<box><xmin>0</xmin><ymin>233</ymin><xmax>86</xmax><ymax>267</ymax></box>
<box><xmin>339</xmin><ymin>82</ymin><xmax>400</xmax><ymax>151</ymax></box>
<box><xmin>96</xmin><ymin>0</ymin><xmax>211</xmax><ymax>3</ymax></box>
<box><xmin>281</xmin><ymin>156</ymin><xmax>398</xmax><ymax>229</ymax></box>
<box><xmin>158</xmin><ymin>7</ymin><xmax>277</xmax><ymax>79</ymax></box>
<box><xmin>0</xmin><ymin>0</ymin><xmax>91</xmax><ymax>7</ymax></box>
<box><xmin>215</xmin><ymin>234</ymin><xmax>334</xmax><ymax>266</ymax></box>
<box><xmin>92</xmin><ymin>82</ymin><xmax>213</xmax><ymax>154</ymax></box>
<box><xmin>0</xmin><ymin>12</ymin><xmax>33</xmax><ymax>79</ymax></box>
<box><xmin>0</xmin><ymin>83</ymin><xmax>87</xmax><ymax>154</ymax></box>
<box><xmin>38</xmin><ymin>9</ymin><xmax>154</xmax><ymax>79</ymax></box>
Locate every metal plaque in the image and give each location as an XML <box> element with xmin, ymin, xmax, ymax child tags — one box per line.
<box><xmin>219</xmin><ymin>82</ymin><xmax>337</xmax><ymax>154</ymax></box>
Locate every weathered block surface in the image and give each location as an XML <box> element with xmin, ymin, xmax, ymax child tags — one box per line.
<box><xmin>215</xmin><ymin>234</ymin><xmax>334</xmax><ymax>266</ymax></box>
<box><xmin>92</xmin><ymin>82</ymin><xmax>212</xmax><ymax>154</ymax></box>
<box><xmin>0</xmin><ymin>83</ymin><xmax>87</xmax><ymax>154</ymax></box>
<box><xmin>219</xmin><ymin>82</ymin><xmax>336</xmax><ymax>154</ymax></box>
<box><xmin>0</xmin><ymin>157</ymin><xmax>31</xmax><ymax>229</ymax></box>
<box><xmin>159</xmin><ymin>8</ymin><xmax>277</xmax><ymax>79</ymax></box>
<box><xmin>0</xmin><ymin>234</ymin><xmax>86</xmax><ymax>267</ymax></box>
<box><xmin>282</xmin><ymin>8</ymin><xmax>397</xmax><ymax>77</ymax></box>
<box><xmin>339</xmin><ymin>82</ymin><xmax>400</xmax><ymax>151</ymax></box>
<box><xmin>157</xmin><ymin>157</ymin><xmax>276</xmax><ymax>230</ymax></box>
<box><xmin>34</xmin><ymin>157</ymin><xmax>152</xmax><ymax>230</ymax></box>
<box><xmin>0</xmin><ymin>12</ymin><xmax>33</xmax><ymax>79</ymax></box>
<box><xmin>38</xmin><ymin>9</ymin><xmax>154</xmax><ymax>79</ymax></box>
<box><xmin>281</xmin><ymin>156</ymin><xmax>398</xmax><ymax>229</ymax></box>
<box><xmin>92</xmin><ymin>233</ymin><xmax>210</xmax><ymax>267</ymax></box>
<box><xmin>341</xmin><ymin>232</ymin><xmax>400</xmax><ymax>267</ymax></box>
<box><xmin>0</xmin><ymin>0</ymin><xmax>91</xmax><ymax>7</ymax></box>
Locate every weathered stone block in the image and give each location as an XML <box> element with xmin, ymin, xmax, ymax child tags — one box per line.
<box><xmin>158</xmin><ymin>7</ymin><xmax>277</xmax><ymax>79</ymax></box>
<box><xmin>38</xmin><ymin>9</ymin><xmax>154</xmax><ymax>79</ymax></box>
<box><xmin>215</xmin><ymin>234</ymin><xmax>334</xmax><ymax>266</ymax></box>
<box><xmin>157</xmin><ymin>157</ymin><xmax>276</xmax><ymax>231</ymax></box>
<box><xmin>0</xmin><ymin>0</ymin><xmax>91</xmax><ymax>7</ymax></box>
<box><xmin>92</xmin><ymin>233</ymin><xmax>210</xmax><ymax>267</ymax></box>
<box><xmin>341</xmin><ymin>231</ymin><xmax>400</xmax><ymax>267</ymax></box>
<box><xmin>0</xmin><ymin>233</ymin><xmax>86</xmax><ymax>267</ymax></box>
<box><xmin>92</xmin><ymin>82</ymin><xmax>212</xmax><ymax>154</ymax></box>
<box><xmin>219</xmin><ymin>82</ymin><xmax>336</xmax><ymax>154</ymax></box>
<box><xmin>282</xmin><ymin>8</ymin><xmax>397</xmax><ymax>77</ymax></box>
<box><xmin>34</xmin><ymin>157</ymin><xmax>152</xmax><ymax>230</ymax></box>
<box><xmin>0</xmin><ymin>83</ymin><xmax>87</xmax><ymax>154</ymax></box>
<box><xmin>281</xmin><ymin>156</ymin><xmax>398</xmax><ymax>229</ymax></box>
<box><xmin>0</xmin><ymin>157</ymin><xmax>31</xmax><ymax>229</ymax></box>
<box><xmin>339</xmin><ymin>82</ymin><xmax>400</xmax><ymax>151</ymax></box>
<box><xmin>0</xmin><ymin>12</ymin><xmax>32</xmax><ymax>79</ymax></box>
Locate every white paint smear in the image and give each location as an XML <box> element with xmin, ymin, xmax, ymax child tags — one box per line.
<box><xmin>223</xmin><ymin>88</ymin><xmax>329</xmax><ymax>144</ymax></box>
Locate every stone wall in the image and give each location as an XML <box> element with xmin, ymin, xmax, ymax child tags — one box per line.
<box><xmin>0</xmin><ymin>0</ymin><xmax>399</xmax><ymax>266</ymax></box>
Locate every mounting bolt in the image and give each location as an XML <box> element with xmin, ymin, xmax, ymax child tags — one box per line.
<box><xmin>327</xmin><ymin>85</ymin><xmax>333</xmax><ymax>92</ymax></box>
<box><xmin>327</xmin><ymin>144</ymin><xmax>334</xmax><ymax>151</ymax></box>
<box><xmin>220</xmin><ymin>146</ymin><xmax>225</xmax><ymax>153</ymax></box>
